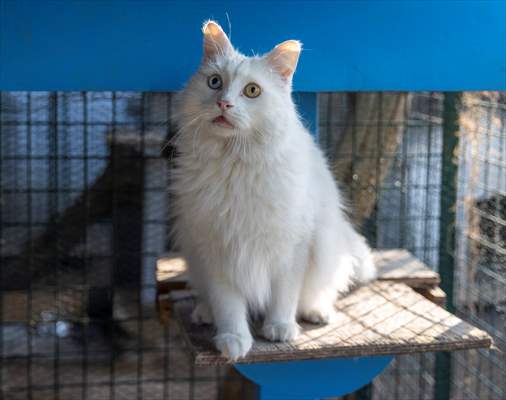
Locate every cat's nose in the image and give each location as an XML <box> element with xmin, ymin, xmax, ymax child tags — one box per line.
<box><xmin>217</xmin><ymin>100</ymin><xmax>234</xmax><ymax>111</ymax></box>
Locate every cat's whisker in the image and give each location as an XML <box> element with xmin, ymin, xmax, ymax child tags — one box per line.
<box><xmin>243</xmin><ymin>134</ymin><xmax>250</xmax><ymax>159</ymax></box>
<box><xmin>234</xmin><ymin>133</ymin><xmax>244</xmax><ymax>159</ymax></box>
<box><xmin>191</xmin><ymin>121</ymin><xmax>204</xmax><ymax>159</ymax></box>
<box><xmin>242</xmin><ymin>135</ymin><xmax>248</xmax><ymax>159</ymax></box>
<box><xmin>230</xmin><ymin>134</ymin><xmax>239</xmax><ymax>157</ymax></box>
<box><xmin>161</xmin><ymin>114</ymin><xmax>203</xmax><ymax>158</ymax></box>
<box><xmin>225</xmin><ymin>12</ymin><xmax>232</xmax><ymax>40</ymax></box>
<box><xmin>208</xmin><ymin>36</ymin><xmax>226</xmax><ymax>58</ymax></box>
<box><xmin>232</xmin><ymin>133</ymin><xmax>240</xmax><ymax>157</ymax></box>
<box><xmin>230</xmin><ymin>133</ymin><xmax>238</xmax><ymax>153</ymax></box>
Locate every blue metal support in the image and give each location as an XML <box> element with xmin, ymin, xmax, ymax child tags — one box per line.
<box><xmin>236</xmin><ymin>356</ymin><xmax>393</xmax><ymax>400</ymax></box>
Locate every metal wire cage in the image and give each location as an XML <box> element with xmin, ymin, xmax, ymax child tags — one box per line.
<box><xmin>0</xmin><ymin>91</ymin><xmax>504</xmax><ymax>400</ymax></box>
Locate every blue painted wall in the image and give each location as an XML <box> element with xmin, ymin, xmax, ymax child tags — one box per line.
<box><xmin>1</xmin><ymin>0</ymin><xmax>505</xmax><ymax>91</ymax></box>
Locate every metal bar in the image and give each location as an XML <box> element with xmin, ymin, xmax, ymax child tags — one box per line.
<box><xmin>137</xmin><ymin>93</ymin><xmax>146</xmax><ymax>400</ymax></box>
<box><xmin>0</xmin><ymin>91</ymin><xmax>3</xmax><ymax>400</ymax></box>
<box><xmin>81</xmin><ymin>91</ymin><xmax>89</xmax><ymax>400</ymax></box>
<box><xmin>423</xmin><ymin>92</ymin><xmax>436</xmax><ymax>265</ymax></box>
<box><xmin>48</xmin><ymin>91</ymin><xmax>61</xmax><ymax>400</ymax></box>
<box><xmin>474</xmin><ymin>103</ymin><xmax>494</xmax><ymax>400</ymax></box>
<box><xmin>26</xmin><ymin>92</ymin><xmax>34</xmax><ymax>400</ymax></box>
<box><xmin>434</xmin><ymin>92</ymin><xmax>461</xmax><ymax>400</ymax></box>
<box><xmin>163</xmin><ymin>92</ymin><xmax>172</xmax><ymax>400</ymax></box>
<box><xmin>109</xmin><ymin>91</ymin><xmax>117</xmax><ymax>400</ymax></box>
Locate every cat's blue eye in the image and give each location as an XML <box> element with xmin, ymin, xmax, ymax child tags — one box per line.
<box><xmin>207</xmin><ymin>74</ymin><xmax>222</xmax><ymax>90</ymax></box>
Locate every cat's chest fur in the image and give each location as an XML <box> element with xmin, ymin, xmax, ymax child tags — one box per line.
<box><xmin>175</xmin><ymin>142</ymin><xmax>314</xmax><ymax>256</ymax></box>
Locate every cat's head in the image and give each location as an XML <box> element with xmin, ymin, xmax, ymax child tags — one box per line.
<box><xmin>177</xmin><ymin>20</ymin><xmax>301</xmax><ymax>139</ymax></box>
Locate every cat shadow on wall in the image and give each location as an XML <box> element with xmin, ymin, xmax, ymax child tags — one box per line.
<box><xmin>1</xmin><ymin>125</ymin><xmax>145</xmax><ymax>356</ymax></box>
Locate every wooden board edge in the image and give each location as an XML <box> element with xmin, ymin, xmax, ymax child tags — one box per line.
<box><xmin>415</xmin><ymin>286</ymin><xmax>447</xmax><ymax>308</ymax></box>
<box><xmin>193</xmin><ymin>337</ymin><xmax>493</xmax><ymax>367</ymax></box>
<box><xmin>377</xmin><ymin>276</ymin><xmax>441</xmax><ymax>289</ymax></box>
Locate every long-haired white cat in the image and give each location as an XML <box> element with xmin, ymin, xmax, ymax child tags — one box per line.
<box><xmin>171</xmin><ymin>21</ymin><xmax>376</xmax><ymax>360</ymax></box>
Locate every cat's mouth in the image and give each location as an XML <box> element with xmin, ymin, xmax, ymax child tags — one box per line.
<box><xmin>212</xmin><ymin>115</ymin><xmax>235</xmax><ymax>129</ymax></box>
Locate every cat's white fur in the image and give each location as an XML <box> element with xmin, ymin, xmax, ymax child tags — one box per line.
<box><xmin>171</xmin><ymin>21</ymin><xmax>376</xmax><ymax>360</ymax></box>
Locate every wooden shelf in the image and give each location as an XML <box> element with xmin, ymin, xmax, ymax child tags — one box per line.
<box><xmin>155</xmin><ymin>249</ymin><xmax>491</xmax><ymax>366</ymax></box>
<box><xmin>172</xmin><ymin>281</ymin><xmax>491</xmax><ymax>366</ymax></box>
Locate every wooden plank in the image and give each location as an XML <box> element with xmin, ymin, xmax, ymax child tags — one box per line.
<box><xmin>156</xmin><ymin>253</ymin><xmax>188</xmax><ymax>294</ymax></box>
<box><xmin>415</xmin><ymin>287</ymin><xmax>447</xmax><ymax>308</ymax></box>
<box><xmin>374</xmin><ymin>249</ymin><xmax>440</xmax><ymax>289</ymax></box>
<box><xmin>172</xmin><ymin>281</ymin><xmax>491</xmax><ymax>366</ymax></box>
<box><xmin>222</xmin><ymin>367</ymin><xmax>258</xmax><ymax>400</ymax></box>
<box><xmin>157</xmin><ymin>294</ymin><xmax>172</xmax><ymax>325</ymax></box>
<box><xmin>158</xmin><ymin>290</ymin><xmax>195</xmax><ymax>324</ymax></box>
<box><xmin>156</xmin><ymin>249</ymin><xmax>441</xmax><ymax>295</ymax></box>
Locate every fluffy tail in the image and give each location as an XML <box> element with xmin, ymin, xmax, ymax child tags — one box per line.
<box><xmin>349</xmin><ymin>232</ymin><xmax>377</xmax><ymax>284</ymax></box>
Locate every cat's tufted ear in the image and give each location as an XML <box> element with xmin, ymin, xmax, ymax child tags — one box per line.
<box><xmin>202</xmin><ymin>20</ymin><xmax>233</xmax><ymax>62</ymax></box>
<box><xmin>266</xmin><ymin>40</ymin><xmax>302</xmax><ymax>82</ymax></box>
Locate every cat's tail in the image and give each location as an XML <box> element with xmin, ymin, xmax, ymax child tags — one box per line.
<box><xmin>349</xmin><ymin>232</ymin><xmax>377</xmax><ymax>284</ymax></box>
<box><xmin>298</xmin><ymin>219</ymin><xmax>376</xmax><ymax>324</ymax></box>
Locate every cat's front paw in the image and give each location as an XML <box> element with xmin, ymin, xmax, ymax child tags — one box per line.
<box><xmin>191</xmin><ymin>302</ymin><xmax>213</xmax><ymax>325</ymax></box>
<box><xmin>261</xmin><ymin>321</ymin><xmax>300</xmax><ymax>342</ymax></box>
<box><xmin>214</xmin><ymin>332</ymin><xmax>253</xmax><ymax>361</ymax></box>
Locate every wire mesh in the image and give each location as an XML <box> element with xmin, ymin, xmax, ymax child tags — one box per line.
<box><xmin>450</xmin><ymin>94</ymin><xmax>506</xmax><ymax>400</ymax></box>
<box><xmin>1</xmin><ymin>91</ymin><xmax>504</xmax><ymax>400</ymax></box>
<box><xmin>319</xmin><ymin>92</ymin><xmax>442</xmax><ymax>400</ymax></box>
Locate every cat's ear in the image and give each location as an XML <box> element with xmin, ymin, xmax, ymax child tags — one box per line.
<box><xmin>266</xmin><ymin>40</ymin><xmax>302</xmax><ymax>82</ymax></box>
<box><xmin>202</xmin><ymin>20</ymin><xmax>233</xmax><ymax>61</ymax></box>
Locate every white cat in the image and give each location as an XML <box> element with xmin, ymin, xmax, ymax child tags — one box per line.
<box><xmin>171</xmin><ymin>21</ymin><xmax>376</xmax><ymax>361</ymax></box>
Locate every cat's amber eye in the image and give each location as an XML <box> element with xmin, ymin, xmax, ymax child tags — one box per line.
<box><xmin>243</xmin><ymin>83</ymin><xmax>261</xmax><ymax>98</ymax></box>
<box><xmin>207</xmin><ymin>74</ymin><xmax>222</xmax><ymax>90</ymax></box>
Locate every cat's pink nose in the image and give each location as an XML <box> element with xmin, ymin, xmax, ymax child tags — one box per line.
<box><xmin>217</xmin><ymin>100</ymin><xmax>233</xmax><ymax>111</ymax></box>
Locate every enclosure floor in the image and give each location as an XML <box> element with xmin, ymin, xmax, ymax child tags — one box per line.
<box><xmin>1</xmin><ymin>293</ymin><xmax>230</xmax><ymax>400</ymax></box>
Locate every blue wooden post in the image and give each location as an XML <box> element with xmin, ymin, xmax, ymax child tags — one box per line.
<box><xmin>237</xmin><ymin>356</ymin><xmax>393</xmax><ymax>400</ymax></box>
